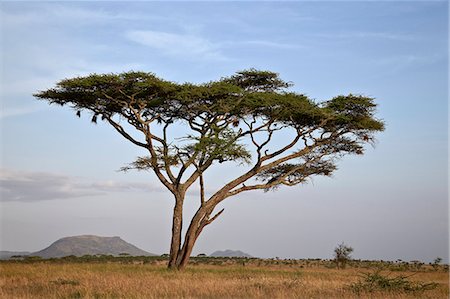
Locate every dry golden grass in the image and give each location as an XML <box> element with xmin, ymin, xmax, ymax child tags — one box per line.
<box><xmin>0</xmin><ymin>261</ymin><xmax>448</xmax><ymax>298</ymax></box>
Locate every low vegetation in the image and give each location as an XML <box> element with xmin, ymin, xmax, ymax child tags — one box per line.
<box><xmin>348</xmin><ymin>270</ymin><xmax>439</xmax><ymax>295</ymax></box>
<box><xmin>0</xmin><ymin>256</ymin><xmax>448</xmax><ymax>298</ymax></box>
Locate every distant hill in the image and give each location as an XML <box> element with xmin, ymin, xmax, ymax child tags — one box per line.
<box><xmin>210</xmin><ymin>249</ymin><xmax>252</xmax><ymax>258</ymax></box>
<box><xmin>0</xmin><ymin>251</ymin><xmax>31</xmax><ymax>260</ymax></box>
<box><xmin>31</xmin><ymin>235</ymin><xmax>155</xmax><ymax>258</ymax></box>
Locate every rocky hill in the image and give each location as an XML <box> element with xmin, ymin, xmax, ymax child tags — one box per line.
<box><xmin>210</xmin><ymin>249</ymin><xmax>253</xmax><ymax>258</ymax></box>
<box><xmin>31</xmin><ymin>235</ymin><xmax>155</xmax><ymax>258</ymax></box>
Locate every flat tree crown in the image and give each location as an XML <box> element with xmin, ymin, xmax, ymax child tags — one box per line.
<box><xmin>35</xmin><ymin>69</ymin><xmax>383</xmax><ymax>133</ymax></box>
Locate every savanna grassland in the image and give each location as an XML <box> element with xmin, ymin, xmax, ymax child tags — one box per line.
<box><xmin>0</xmin><ymin>256</ymin><xmax>448</xmax><ymax>299</ymax></box>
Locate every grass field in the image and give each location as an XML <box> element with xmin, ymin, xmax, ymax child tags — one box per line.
<box><xmin>0</xmin><ymin>257</ymin><xmax>448</xmax><ymax>298</ymax></box>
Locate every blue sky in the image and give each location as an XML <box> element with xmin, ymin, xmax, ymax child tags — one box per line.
<box><xmin>0</xmin><ymin>1</ymin><xmax>448</xmax><ymax>262</ymax></box>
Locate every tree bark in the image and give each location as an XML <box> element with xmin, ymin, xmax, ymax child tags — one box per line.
<box><xmin>175</xmin><ymin>208</ymin><xmax>207</xmax><ymax>270</ymax></box>
<box><xmin>168</xmin><ymin>194</ymin><xmax>184</xmax><ymax>269</ymax></box>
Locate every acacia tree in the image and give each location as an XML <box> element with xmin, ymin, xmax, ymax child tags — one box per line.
<box><xmin>334</xmin><ymin>242</ymin><xmax>354</xmax><ymax>269</ymax></box>
<box><xmin>35</xmin><ymin>70</ymin><xmax>384</xmax><ymax>270</ymax></box>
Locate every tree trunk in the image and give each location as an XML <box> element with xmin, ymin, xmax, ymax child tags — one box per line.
<box><xmin>175</xmin><ymin>203</ymin><xmax>219</xmax><ymax>270</ymax></box>
<box><xmin>168</xmin><ymin>194</ymin><xmax>226</xmax><ymax>270</ymax></box>
<box><xmin>175</xmin><ymin>211</ymin><xmax>205</xmax><ymax>270</ymax></box>
<box><xmin>168</xmin><ymin>195</ymin><xmax>184</xmax><ymax>269</ymax></box>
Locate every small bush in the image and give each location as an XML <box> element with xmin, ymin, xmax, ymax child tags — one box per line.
<box><xmin>348</xmin><ymin>270</ymin><xmax>438</xmax><ymax>295</ymax></box>
<box><xmin>334</xmin><ymin>242</ymin><xmax>353</xmax><ymax>269</ymax></box>
<box><xmin>432</xmin><ymin>257</ymin><xmax>442</xmax><ymax>271</ymax></box>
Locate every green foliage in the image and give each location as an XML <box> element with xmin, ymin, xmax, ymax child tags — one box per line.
<box><xmin>324</xmin><ymin>94</ymin><xmax>385</xmax><ymax>137</ymax></box>
<box><xmin>34</xmin><ymin>72</ymin><xmax>176</xmax><ymax>113</ymax></box>
<box><xmin>34</xmin><ymin>70</ymin><xmax>383</xmax><ymax>134</ymax></box>
<box><xmin>185</xmin><ymin>128</ymin><xmax>252</xmax><ymax>164</ymax></box>
<box><xmin>348</xmin><ymin>270</ymin><xmax>439</xmax><ymax>295</ymax></box>
<box><xmin>222</xmin><ymin>68</ymin><xmax>292</xmax><ymax>92</ymax></box>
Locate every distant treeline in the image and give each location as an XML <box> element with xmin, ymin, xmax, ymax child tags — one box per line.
<box><xmin>3</xmin><ymin>255</ymin><xmax>448</xmax><ymax>272</ymax></box>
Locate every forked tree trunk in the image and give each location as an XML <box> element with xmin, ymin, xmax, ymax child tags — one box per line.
<box><xmin>167</xmin><ymin>199</ymin><xmax>219</xmax><ymax>270</ymax></box>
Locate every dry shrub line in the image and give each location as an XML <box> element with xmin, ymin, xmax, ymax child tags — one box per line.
<box><xmin>347</xmin><ymin>270</ymin><xmax>439</xmax><ymax>295</ymax></box>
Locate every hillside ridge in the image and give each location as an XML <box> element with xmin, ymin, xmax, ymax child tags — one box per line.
<box><xmin>31</xmin><ymin>235</ymin><xmax>155</xmax><ymax>258</ymax></box>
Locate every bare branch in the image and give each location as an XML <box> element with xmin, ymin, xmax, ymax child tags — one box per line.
<box><xmin>137</xmin><ymin>123</ymin><xmax>174</xmax><ymax>193</ymax></box>
<box><xmin>162</xmin><ymin>122</ymin><xmax>176</xmax><ymax>183</ymax></box>
<box><xmin>240</xmin><ymin>116</ymin><xmax>272</xmax><ymax>137</ymax></box>
<box><xmin>199</xmin><ymin>174</ymin><xmax>205</xmax><ymax>206</ymax></box>
<box><xmin>206</xmin><ymin>208</ymin><xmax>224</xmax><ymax>225</ymax></box>
<box><xmin>261</xmin><ymin>128</ymin><xmax>301</xmax><ymax>162</ymax></box>
<box><xmin>105</xmin><ymin>117</ymin><xmax>147</xmax><ymax>149</ymax></box>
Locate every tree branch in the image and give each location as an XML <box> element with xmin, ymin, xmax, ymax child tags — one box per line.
<box><xmin>260</xmin><ymin>128</ymin><xmax>301</xmax><ymax>162</ymax></box>
<box><xmin>199</xmin><ymin>174</ymin><xmax>205</xmax><ymax>206</ymax></box>
<box><xmin>147</xmin><ymin>129</ymin><xmax>175</xmax><ymax>193</ymax></box>
<box><xmin>162</xmin><ymin>122</ymin><xmax>176</xmax><ymax>183</ymax></box>
<box><xmin>206</xmin><ymin>208</ymin><xmax>224</xmax><ymax>225</ymax></box>
<box><xmin>105</xmin><ymin>117</ymin><xmax>148</xmax><ymax>149</ymax></box>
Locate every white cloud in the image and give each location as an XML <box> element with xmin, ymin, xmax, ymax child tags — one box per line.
<box><xmin>0</xmin><ymin>169</ymin><xmax>163</xmax><ymax>202</ymax></box>
<box><xmin>125</xmin><ymin>30</ymin><xmax>225</xmax><ymax>60</ymax></box>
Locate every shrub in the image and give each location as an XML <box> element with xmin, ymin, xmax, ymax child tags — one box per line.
<box><xmin>348</xmin><ymin>270</ymin><xmax>438</xmax><ymax>295</ymax></box>
<box><xmin>334</xmin><ymin>242</ymin><xmax>353</xmax><ymax>269</ymax></box>
<box><xmin>432</xmin><ymin>257</ymin><xmax>442</xmax><ymax>271</ymax></box>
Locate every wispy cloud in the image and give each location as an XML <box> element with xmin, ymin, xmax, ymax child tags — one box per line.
<box><xmin>0</xmin><ymin>106</ymin><xmax>45</xmax><ymax>120</ymax></box>
<box><xmin>314</xmin><ymin>31</ymin><xmax>415</xmax><ymax>42</ymax></box>
<box><xmin>0</xmin><ymin>4</ymin><xmax>145</xmax><ymax>26</ymax></box>
<box><xmin>225</xmin><ymin>40</ymin><xmax>305</xmax><ymax>50</ymax></box>
<box><xmin>125</xmin><ymin>30</ymin><xmax>225</xmax><ymax>60</ymax></box>
<box><xmin>89</xmin><ymin>181</ymin><xmax>158</xmax><ymax>193</ymax></box>
<box><xmin>369</xmin><ymin>53</ymin><xmax>443</xmax><ymax>74</ymax></box>
<box><xmin>0</xmin><ymin>169</ymin><xmax>162</xmax><ymax>202</ymax></box>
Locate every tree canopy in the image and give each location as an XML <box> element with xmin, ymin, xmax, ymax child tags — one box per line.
<box><xmin>35</xmin><ymin>69</ymin><xmax>384</xmax><ymax>269</ymax></box>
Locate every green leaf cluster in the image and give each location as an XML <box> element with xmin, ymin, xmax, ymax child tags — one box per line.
<box><xmin>34</xmin><ymin>72</ymin><xmax>177</xmax><ymax>116</ymax></box>
<box><xmin>184</xmin><ymin>128</ymin><xmax>252</xmax><ymax>165</ymax></box>
<box><xmin>323</xmin><ymin>94</ymin><xmax>385</xmax><ymax>132</ymax></box>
